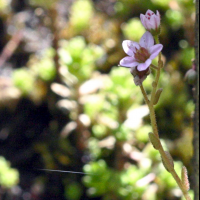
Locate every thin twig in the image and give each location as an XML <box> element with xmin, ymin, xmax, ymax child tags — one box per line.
<box><xmin>0</xmin><ymin>31</ymin><xmax>23</xmax><ymax>68</ymax></box>
<box><xmin>140</xmin><ymin>36</ymin><xmax>192</xmax><ymax>200</ymax></box>
<box><xmin>150</xmin><ymin>64</ymin><xmax>159</xmax><ymax>70</ymax></box>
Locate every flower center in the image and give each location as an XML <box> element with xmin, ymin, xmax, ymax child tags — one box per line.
<box><xmin>134</xmin><ymin>47</ymin><xmax>150</xmax><ymax>63</ymax></box>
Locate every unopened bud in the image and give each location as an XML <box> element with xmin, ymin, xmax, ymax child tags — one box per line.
<box><xmin>182</xmin><ymin>166</ymin><xmax>190</xmax><ymax>191</ymax></box>
<box><xmin>140</xmin><ymin>10</ymin><xmax>161</xmax><ymax>36</ymax></box>
<box><xmin>185</xmin><ymin>69</ymin><xmax>197</xmax><ymax>85</ymax></box>
<box><xmin>153</xmin><ymin>88</ymin><xmax>163</xmax><ymax>105</ymax></box>
<box><xmin>162</xmin><ymin>151</ymin><xmax>174</xmax><ymax>172</ymax></box>
<box><xmin>149</xmin><ymin>132</ymin><xmax>161</xmax><ymax>150</ymax></box>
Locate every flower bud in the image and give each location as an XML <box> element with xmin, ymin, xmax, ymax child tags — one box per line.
<box><xmin>140</xmin><ymin>10</ymin><xmax>161</xmax><ymax>36</ymax></box>
<box><xmin>182</xmin><ymin>166</ymin><xmax>190</xmax><ymax>192</ymax></box>
<box><xmin>185</xmin><ymin>69</ymin><xmax>197</xmax><ymax>85</ymax></box>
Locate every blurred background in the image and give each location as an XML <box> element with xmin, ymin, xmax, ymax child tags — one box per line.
<box><xmin>0</xmin><ymin>0</ymin><xmax>196</xmax><ymax>200</ymax></box>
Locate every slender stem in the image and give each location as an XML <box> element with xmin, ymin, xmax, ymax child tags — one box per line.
<box><xmin>140</xmin><ymin>85</ymin><xmax>159</xmax><ymax>138</ymax></box>
<box><xmin>158</xmin><ymin>145</ymin><xmax>192</xmax><ymax>200</ymax></box>
<box><xmin>145</xmin><ymin>90</ymin><xmax>192</xmax><ymax>200</ymax></box>
<box><xmin>170</xmin><ymin>170</ymin><xmax>192</xmax><ymax>200</ymax></box>
<box><xmin>150</xmin><ymin>64</ymin><xmax>159</xmax><ymax>70</ymax></box>
<box><xmin>140</xmin><ymin>85</ymin><xmax>150</xmax><ymax>105</ymax></box>
<box><xmin>139</xmin><ymin>35</ymin><xmax>192</xmax><ymax>200</ymax></box>
<box><xmin>149</xmin><ymin>105</ymin><xmax>159</xmax><ymax>138</ymax></box>
<box><xmin>140</xmin><ymin>85</ymin><xmax>192</xmax><ymax>199</ymax></box>
<box><xmin>150</xmin><ymin>60</ymin><xmax>161</xmax><ymax>106</ymax></box>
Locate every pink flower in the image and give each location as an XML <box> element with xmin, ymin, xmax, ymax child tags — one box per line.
<box><xmin>119</xmin><ymin>31</ymin><xmax>163</xmax><ymax>72</ymax></box>
<box><xmin>140</xmin><ymin>10</ymin><xmax>161</xmax><ymax>34</ymax></box>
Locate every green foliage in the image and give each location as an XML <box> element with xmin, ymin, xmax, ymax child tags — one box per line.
<box><xmin>180</xmin><ymin>47</ymin><xmax>195</xmax><ymax>67</ymax></box>
<box><xmin>83</xmin><ymin>160</ymin><xmax>111</xmax><ymax>196</ymax></box>
<box><xmin>121</xmin><ymin>18</ymin><xmax>146</xmax><ymax>42</ymax></box>
<box><xmin>165</xmin><ymin>10</ymin><xmax>184</xmax><ymax>29</ymax></box>
<box><xmin>13</xmin><ymin>68</ymin><xmax>35</xmax><ymax>95</ymax></box>
<box><xmin>33</xmin><ymin>51</ymin><xmax>56</xmax><ymax>81</ymax></box>
<box><xmin>83</xmin><ymin>153</ymin><xmax>186</xmax><ymax>199</ymax></box>
<box><xmin>12</xmin><ymin>49</ymin><xmax>56</xmax><ymax>102</ymax></box>
<box><xmin>181</xmin><ymin>191</ymin><xmax>194</xmax><ymax>200</ymax></box>
<box><xmin>136</xmin><ymin>125</ymin><xmax>152</xmax><ymax>143</ymax></box>
<box><xmin>0</xmin><ymin>157</ymin><xmax>19</xmax><ymax>188</ymax></box>
<box><xmin>70</xmin><ymin>0</ymin><xmax>94</xmax><ymax>33</ymax></box>
<box><xmin>151</xmin><ymin>0</ymin><xmax>171</xmax><ymax>8</ymax></box>
<box><xmin>29</xmin><ymin>0</ymin><xmax>58</xmax><ymax>8</ymax></box>
<box><xmin>114</xmin><ymin>125</ymin><xmax>133</xmax><ymax>141</ymax></box>
<box><xmin>59</xmin><ymin>37</ymin><xmax>104</xmax><ymax>82</ymax></box>
<box><xmin>158</xmin><ymin>161</ymin><xmax>182</xmax><ymax>189</ymax></box>
<box><xmin>65</xmin><ymin>182</ymin><xmax>83</xmax><ymax>200</ymax></box>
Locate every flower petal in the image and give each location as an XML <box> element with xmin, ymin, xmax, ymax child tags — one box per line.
<box><xmin>156</xmin><ymin>11</ymin><xmax>161</xmax><ymax>25</ymax></box>
<box><xmin>150</xmin><ymin>15</ymin><xmax>158</xmax><ymax>30</ymax></box>
<box><xmin>140</xmin><ymin>14</ymin><xmax>146</xmax><ymax>26</ymax></box>
<box><xmin>149</xmin><ymin>44</ymin><xmax>163</xmax><ymax>60</ymax></box>
<box><xmin>139</xmin><ymin>32</ymin><xmax>154</xmax><ymax>49</ymax></box>
<box><xmin>143</xmin><ymin>18</ymin><xmax>154</xmax><ymax>30</ymax></box>
<box><xmin>152</xmin><ymin>14</ymin><xmax>160</xmax><ymax>30</ymax></box>
<box><xmin>141</xmin><ymin>10</ymin><xmax>161</xmax><ymax>32</ymax></box>
<box><xmin>156</xmin><ymin>10</ymin><xmax>160</xmax><ymax>18</ymax></box>
<box><xmin>146</xmin><ymin>9</ymin><xmax>154</xmax><ymax>16</ymax></box>
<box><xmin>119</xmin><ymin>56</ymin><xmax>139</xmax><ymax>68</ymax></box>
<box><xmin>122</xmin><ymin>40</ymin><xmax>139</xmax><ymax>56</ymax></box>
<box><xmin>137</xmin><ymin>59</ymin><xmax>152</xmax><ymax>71</ymax></box>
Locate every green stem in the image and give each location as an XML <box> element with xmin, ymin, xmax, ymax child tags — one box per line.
<box><xmin>150</xmin><ymin>64</ymin><xmax>159</xmax><ymax>70</ymax></box>
<box><xmin>140</xmin><ymin>85</ymin><xmax>192</xmax><ymax>200</ymax></box>
<box><xmin>140</xmin><ymin>85</ymin><xmax>150</xmax><ymax>105</ymax></box>
<box><xmin>150</xmin><ymin>58</ymin><xmax>161</xmax><ymax>106</ymax></box>
<box><xmin>158</xmin><ymin>146</ymin><xmax>192</xmax><ymax>200</ymax></box>
<box><xmin>140</xmin><ymin>85</ymin><xmax>159</xmax><ymax>138</ymax></box>
<box><xmin>149</xmin><ymin>104</ymin><xmax>159</xmax><ymax>138</ymax></box>
<box><xmin>139</xmin><ymin>35</ymin><xmax>192</xmax><ymax>200</ymax></box>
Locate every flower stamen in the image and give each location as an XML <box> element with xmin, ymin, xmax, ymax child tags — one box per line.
<box><xmin>134</xmin><ymin>47</ymin><xmax>150</xmax><ymax>63</ymax></box>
